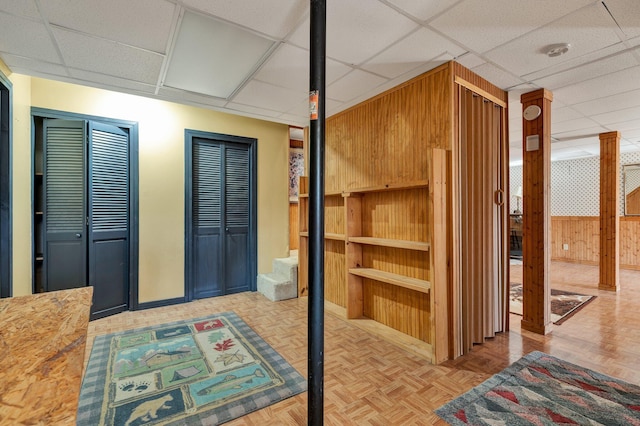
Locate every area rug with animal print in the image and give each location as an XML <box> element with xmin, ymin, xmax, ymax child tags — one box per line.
<box><xmin>77</xmin><ymin>312</ymin><xmax>306</xmax><ymax>425</ymax></box>
<box><xmin>509</xmin><ymin>282</ymin><xmax>596</xmax><ymax>325</ymax></box>
<box><xmin>435</xmin><ymin>351</ymin><xmax>640</xmax><ymax>425</ymax></box>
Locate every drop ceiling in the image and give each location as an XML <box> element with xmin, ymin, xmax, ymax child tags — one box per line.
<box><xmin>0</xmin><ymin>0</ymin><xmax>639</xmax><ymax>164</ymax></box>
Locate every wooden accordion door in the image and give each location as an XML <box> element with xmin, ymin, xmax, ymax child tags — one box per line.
<box><xmin>458</xmin><ymin>86</ymin><xmax>508</xmax><ymax>355</ymax></box>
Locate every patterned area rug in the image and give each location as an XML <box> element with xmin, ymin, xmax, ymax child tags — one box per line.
<box><xmin>510</xmin><ymin>283</ymin><xmax>596</xmax><ymax>324</ymax></box>
<box><xmin>436</xmin><ymin>351</ymin><xmax>640</xmax><ymax>425</ymax></box>
<box><xmin>77</xmin><ymin>312</ymin><xmax>306</xmax><ymax>425</ymax></box>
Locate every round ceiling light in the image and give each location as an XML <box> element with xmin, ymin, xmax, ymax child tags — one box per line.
<box><xmin>545</xmin><ymin>43</ymin><xmax>571</xmax><ymax>58</ymax></box>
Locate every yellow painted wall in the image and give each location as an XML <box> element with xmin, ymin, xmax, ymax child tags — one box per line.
<box><xmin>5</xmin><ymin>69</ymin><xmax>33</xmax><ymax>296</ymax></box>
<box><xmin>11</xmin><ymin>76</ymin><xmax>290</xmax><ymax>302</ymax></box>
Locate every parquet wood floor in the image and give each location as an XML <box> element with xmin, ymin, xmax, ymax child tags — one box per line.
<box><xmin>83</xmin><ymin>261</ymin><xmax>640</xmax><ymax>425</ymax></box>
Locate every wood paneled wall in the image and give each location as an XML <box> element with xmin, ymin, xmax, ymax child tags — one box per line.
<box><xmin>325</xmin><ymin>64</ymin><xmax>452</xmax><ymax>193</ymax></box>
<box><xmin>550</xmin><ymin>216</ymin><xmax>640</xmax><ymax>270</ymax></box>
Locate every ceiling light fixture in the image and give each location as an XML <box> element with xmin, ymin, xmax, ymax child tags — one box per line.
<box><xmin>545</xmin><ymin>43</ymin><xmax>571</xmax><ymax>58</ymax></box>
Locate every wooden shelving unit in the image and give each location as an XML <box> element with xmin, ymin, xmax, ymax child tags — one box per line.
<box><xmin>298</xmin><ymin>149</ymin><xmax>448</xmax><ymax>364</ymax></box>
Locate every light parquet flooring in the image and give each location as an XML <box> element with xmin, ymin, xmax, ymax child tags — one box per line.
<box><xmin>83</xmin><ymin>261</ymin><xmax>640</xmax><ymax>425</ymax></box>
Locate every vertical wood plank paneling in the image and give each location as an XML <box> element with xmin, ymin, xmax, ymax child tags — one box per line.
<box><xmin>345</xmin><ymin>195</ymin><xmax>363</xmax><ymax>318</ymax></box>
<box><xmin>621</xmin><ymin>217</ymin><xmax>640</xmax><ymax>269</ymax></box>
<box><xmin>521</xmin><ymin>89</ymin><xmax>553</xmax><ymax>335</ymax></box>
<box><xmin>324</xmin><ymin>240</ymin><xmax>346</xmax><ymax>307</ymax></box>
<box><xmin>550</xmin><ymin>216</ymin><xmax>640</xmax><ymax>270</ymax></box>
<box><xmin>289</xmin><ymin>203</ymin><xmax>298</xmax><ymax>250</ymax></box>
<box><xmin>550</xmin><ymin>216</ymin><xmax>599</xmax><ymax>263</ymax></box>
<box><xmin>430</xmin><ymin>149</ymin><xmax>449</xmax><ymax>363</ymax></box>
<box><xmin>599</xmin><ymin>131</ymin><xmax>621</xmax><ymax>291</ymax></box>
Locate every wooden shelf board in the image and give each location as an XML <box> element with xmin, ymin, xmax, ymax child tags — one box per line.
<box><xmin>325</xmin><ymin>233</ymin><xmax>345</xmax><ymax>241</ymax></box>
<box><xmin>348</xmin><ymin>237</ymin><xmax>429</xmax><ymax>251</ymax></box>
<box><xmin>323</xmin><ymin>300</ymin><xmax>432</xmax><ymax>362</ymax></box>
<box><xmin>298</xmin><ymin>190</ymin><xmax>342</xmax><ymax>198</ymax></box>
<box><xmin>344</xmin><ymin>180</ymin><xmax>429</xmax><ymax>195</ymax></box>
<box><xmin>299</xmin><ymin>231</ymin><xmax>345</xmax><ymax>241</ymax></box>
<box><xmin>348</xmin><ymin>268</ymin><xmax>430</xmax><ymax>294</ymax></box>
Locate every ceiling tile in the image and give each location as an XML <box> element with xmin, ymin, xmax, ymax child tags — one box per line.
<box><xmin>156</xmin><ymin>87</ymin><xmax>228</xmax><ymax>108</ymax></box>
<box><xmin>288</xmin><ymin>0</ymin><xmax>418</xmax><ymax>65</ymax></box>
<box><xmin>553</xmin><ymin>106</ymin><xmax>584</xmax><ymax>123</ymax></box>
<box><xmin>164</xmin><ymin>11</ymin><xmax>275</xmax><ymax>99</ymax></box>
<box><xmin>232</xmin><ymin>80</ymin><xmax>306</xmax><ymax>112</ymax></box>
<box><xmin>552</xmin><ymin>117</ymin><xmax>600</xmax><ymax>133</ymax></box>
<box><xmin>552</xmin><ymin>125</ymin><xmax>610</xmax><ymax>140</ymax></box>
<box><xmin>384</xmin><ymin>0</ymin><xmax>462</xmax><ymax>21</ymax></box>
<box><xmin>603</xmin><ymin>0</ymin><xmax>640</xmax><ymax>39</ymax></box>
<box><xmin>361</xmin><ymin>27</ymin><xmax>466</xmax><ymax>79</ymax></box>
<box><xmin>225</xmin><ymin>102</ymin><xmax>283</xmax><ymax>118</ymax></box>
<box><xmin>68</xmin><ymin>69</ymin><xmax>157</xmax><ymax>94</ymax></box>
<box><xmin>53</xmin><ymin>27</ymin><xmax>164</xmax><ymax>84</ymax></box>
<box><xmin>41</xmin><ymin>0</ymin><xmax>176</xmax><ymax>53</ymax></box>
<box><xmin>592</xmin><ymin>105</ymin><xmax>640</xmax><ymax>126</ymax></box>
<box><xmin>571</xmin><ymin>88</ymin><xmax>640</xmax><ymax>116</ymax></box>
<box><xmin>0</xmin><ymin>12</ymin><xmax>61</xmax><ymax>63</ymax></box>
<box><xmin>454</xmin><ymin>52</ymin><xmax>485</xmax><ymax>69</ymax></box>
<box><xmin>522</xmin><ymin>42</ymin><xmax>631</xmax><ymax>81</ymax></box>
<box><xmin>327</xmin><ymin>69</ymin><xmax>388</xmax><ymax>103</ymax></box>
<box><xmin>429</xmin><ymin>0</ymin><xmax>594</xmax><ymax>53</ymax></box>
<box><xmin>469</xmin><ymin>63</ymin><xmax>524</xmax><ymax>89</ymax></box>
<box><xmin>181</xmin><ymin>0</ymin><xmax>307</xmax><ymax>39</ymax></box>
<box><xmin>530</xmin><ymin>50</ymin><xmax>638</xmax><ymax>90</ymax></box>
<box><xmin>485</xmin><ymin>3</ymin><xmax>622</xmax><ymax>77</ymax></box>
<box><xmin>603</xmin><ymin>119</ymin><xmax>640</xmax><ymax>132</ymax></box>
<box><xmin>0</xmin><ymin>0</ymin><xmax>40</xmax><ymax>20</ymax></box>
<box><xmin>254</xmin><ymin>43</ymin><xmax>351</xmax><ymax>93</ymax></box>
<box><xmin>0</xmin><ymin>53</ymin><xmax>68</xmax><ymax>77</ymax></box>
<box><xmin>553</xmin><ymin>65</ymin><xmax>640</xmax><ymax>105</ymax></box>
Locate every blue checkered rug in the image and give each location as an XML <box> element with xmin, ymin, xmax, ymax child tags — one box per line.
<box><xmin>77</xmin><ymin>312</ymin><xmax>307</xmax><ymax>425</ymax></box>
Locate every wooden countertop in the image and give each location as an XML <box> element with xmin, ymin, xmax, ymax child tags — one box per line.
<box><xmin>0</xmin><ymin>287</ymin><xmax>93</xmax><ymax>425</ymax></box>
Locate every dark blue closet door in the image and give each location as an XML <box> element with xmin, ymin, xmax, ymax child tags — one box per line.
<box><xmin>43</xmin><ymin>119</ymin><xmax>87</xmax><ymax>291</ymax></box>
<box><xmin>88</xmin><ymin>121</ymin><xmax>130</xmax><ymax>319</ymax></box>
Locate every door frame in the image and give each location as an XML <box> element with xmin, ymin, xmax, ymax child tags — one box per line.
<box><xmin>31</xmin><ymin>108</ymin><xmax>139</xmax><ymax>308</ymax></box>
<box><xmin>184</xmin><ymin>129</ymin><xmax>257</xmax><ymax>302</ymax></box>
<box><xmin>0</xmin><ymin>71</ymin><xmax>11</xmax><ymax>298</ymax></box>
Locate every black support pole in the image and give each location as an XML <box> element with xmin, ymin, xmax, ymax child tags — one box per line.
<box><xmin>308</xmin><ymin>0</ymin><xmax>326</xmax><ymax>425</ymax></box>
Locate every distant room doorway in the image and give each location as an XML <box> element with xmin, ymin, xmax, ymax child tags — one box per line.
<box><xmin>185</xmin><ymin>130</ymin><xmax>257</xmax><ymax>300</ymax></box>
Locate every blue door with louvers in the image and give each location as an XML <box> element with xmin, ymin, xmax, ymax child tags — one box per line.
<box><xmin>188</xmin><ymin>134</ymin><xmax>256</xmax><ymax>299</ymax></box>
<box><xmin>88</xmin><ymin>121</ymin><xmax>129</xmax><ymax>319</ymax></box>
<box><xmin>43</xmin><ymin>119</ymin><xmax>87</xmax><ymax>291</ymax></box>
<box><xmin>43</xmin><ymin>119</ymin><xmax>129</xmax><ymax>319</ymax></box>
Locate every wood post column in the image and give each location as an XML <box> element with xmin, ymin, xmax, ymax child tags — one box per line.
<box><xmin>521</xmin><ymin>89</ymin><xmax>553</xmax><ymax>335</ymax></box>
<box><xmin>599</xmin><ymin>131</ymin><xmax>620</xmax><ymax>292</ymax></box>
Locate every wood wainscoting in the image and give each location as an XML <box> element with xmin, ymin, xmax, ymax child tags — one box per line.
<box><xmin>551</xmin><ymin>216</ymin><xmax>640</xmax><ymax>270</ymax></box>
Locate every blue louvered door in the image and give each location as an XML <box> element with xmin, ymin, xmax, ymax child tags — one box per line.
<box><xmin>191</xmin><ymin>138</ymin><xmax>252</xmax><ymax>298</ymax></box>
<box><xmin>43</xmin><ymin>119</ymin><xmax>87</xmax><ymax>291</ymax></box>
<box><xmin>88</xmin><ymin>122</ymin><xmax>129</xmax><ymax>319</ymax></box>
<box><xmin>43</xmin><ymin>119</ymin><xmax>130</xmax><ymax>319</ymax></box>
<box><xmin>223</xmin><ymin>145</ymin><xmax>250</xmax><ymax>293</ymax></box>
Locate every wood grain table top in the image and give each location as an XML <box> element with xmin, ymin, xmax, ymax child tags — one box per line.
<box><xmin>0</xmin><ymin>287</ymin><xmax>93</xmax><ymax>425</ymax></box>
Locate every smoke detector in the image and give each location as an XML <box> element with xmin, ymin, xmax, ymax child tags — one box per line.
<box><xmin>545</xmin><ymin>43</ymin><xmax>571</xmax><ymax>58</ymax></box>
